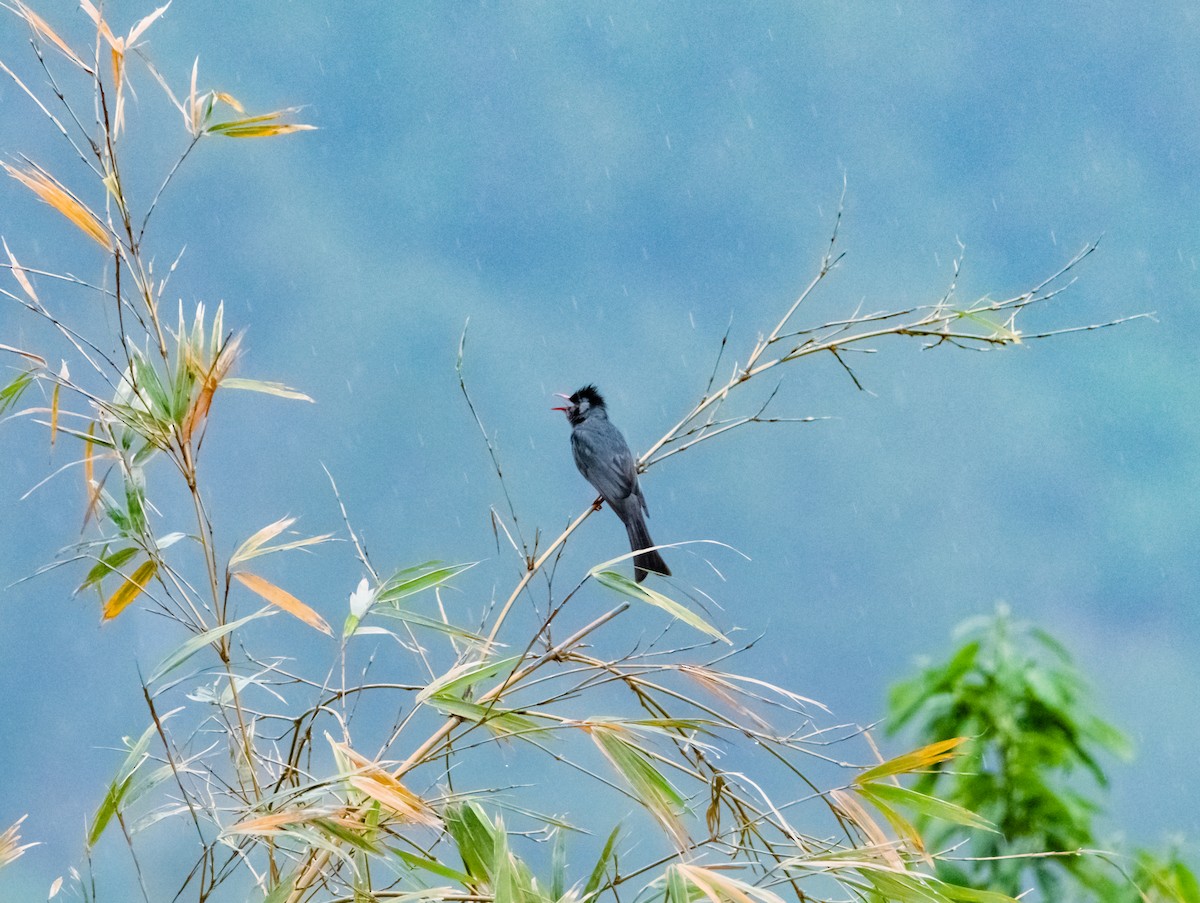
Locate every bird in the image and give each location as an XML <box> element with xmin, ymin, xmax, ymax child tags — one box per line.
<box><xmin>553</xmin><ymin>385</ymin><xmax>670</xmax><ymax>583</ymax></box>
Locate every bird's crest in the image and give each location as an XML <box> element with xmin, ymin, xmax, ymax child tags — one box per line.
<box><xmin>571</xmin><ymin>384</ymin><xmax>606</xmax><ymax>409</ymax></box>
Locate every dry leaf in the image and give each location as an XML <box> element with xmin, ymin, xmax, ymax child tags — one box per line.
<box><xmin>2</xmin><ymin>163</ymin><xmax>112</xmax><ymax>250</ymax></box>
<box><xmin>233</xmin><ymin>571</ymin><xmax>331</xmax><ymax>635</ymax></box>
<box><xmin>13</xmin><ymin>2</ymin><xmax>92</xmax><ymax>72</ymax></box>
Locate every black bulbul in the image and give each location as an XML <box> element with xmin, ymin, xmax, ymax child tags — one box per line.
<box><xmin>553</xmin><ymin>385</ymin><xmax>670</xmax><ymax>582</ymax></box>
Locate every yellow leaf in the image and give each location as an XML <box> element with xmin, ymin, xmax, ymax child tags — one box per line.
<box><xmin>13</xmin><ymin>2</ymin><xmax>93</xmax><ymax>72</ymax></box>
<box><xmin>2</xmin><ymin>163</ymin><xmax>112</xmax><ymax>251</ymax></box>
<box><xmin>332</xmin><ymin>741</ymin><xmax>439</xmax><ymax>826</ymax></box>
<box><xmin>49</xmin><ymin>382</ymin><xmax>59</xmax><ymax>447</ymax></box>
<box><xmin>209</xmin><ymin>122</ymin><xmax>317</xmax><ymax>139</ymax></box>
<box><xmin>4</xmin><ymin>237</ymin><xmax>40</xmax><ymax>303</ymax></box>
<box><xmin>83</xmin><ymin>422</ymin><xmax>101</xmax><ymax>526</ymax></box>
<box><xmin>103</xmin><ymin>560</ymin><xmax>157</xmax><ymax>620</ymax></box>
<box><xmin>233</xmin><ymin>571</ymin><xmax>331</xmax><ymax>635</ymax></box>
<box><xmin>213</xmin><ymin>91</ymin><xmax>244</xmax><ymax>113</ymax></box>
<box><xmin>855</xmin><ymin>737</ymin><xmax>969</xmax><ymax>785</ymax></box>
<box><xmin>49</xmin><ymin>360</ymin><xmax>68</xmax><ymax>447</ymax></box>
<box><xmin>84</xmin><ymin>423</ymin><xmax>95</xmax><ymax>487</ymax></box>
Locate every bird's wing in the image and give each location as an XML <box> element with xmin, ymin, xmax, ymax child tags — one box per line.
<box><xmin>572</xmin><ymin>425</ymin><xmax>637</xmax><ymax>504</ymax></box>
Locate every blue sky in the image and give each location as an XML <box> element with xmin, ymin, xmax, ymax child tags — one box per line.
<box><xmin>1</xmin><ymin>2</ymin><xmax>1197</xmax><ymax>896</ymax></box>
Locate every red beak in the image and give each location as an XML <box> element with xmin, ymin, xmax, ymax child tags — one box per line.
<box><xmin>551</xmin><ymin>392</ymin><xmax>571</xmax><ymax>411</ymax></box>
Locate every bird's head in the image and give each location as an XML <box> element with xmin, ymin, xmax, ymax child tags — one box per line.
<box><xmin>552</xmin><ymin>384</ymin><xmax>607</xmax><ymax>425</ymax></box>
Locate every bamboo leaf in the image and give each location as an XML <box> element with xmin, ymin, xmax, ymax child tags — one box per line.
<box><xmin>102</xmin><ymin>559</ymin><xmax>157</xmax><ymax>620</ymax></box>
<box><xmin>147</xmin><ymin>608</ymin><xmax>274</xmax><ymax>684</ymax></box>
<box><xmin>12</xmin><ymin>2</ymin><xmax>92</xmax><ymax>72</ymax></box>
<box><xmin>423</xmin><ymin>695</ymin><xmax>542</xmax><ymax>738</ymax></box>
<box><xmin>593</xmin><ymin>569</ymin><xmax>728</xmax><ymax>644</ymax></box>
<box><xmin>311</xmin><ymin>818</ymin><xmax>381</xmax><ymax>853</ymax></box>
<box><xmin>587</xmin><ymin>723</ymin><xmax>688</xmax><ymax>845</ymax></box>
<box><xmin>87</xmin><ymin>722</ymin><xmax>157</xmax><ymax>847</ymax></box>
<box><xmin>2</xmin><ymin>163</ymin><xmax>112</xmax><ymax>250</ymax></box>
<box><xmin>348</xmin><ymin>774</ymin><xmax>440</xmax><ymax>825</ymax></box>
<box><xmin>78</xmin><ymin>546</ymin><xmax>139</xmax><ymax>593</ymax></box>
<box><xmin>125</xmin><ymin>3</ymin><xmax>170</xmax><ymax>45</ymax></box>
<box><xmin>331</xmin><ymin>739</ymin><xmax>440</xmax><ymax>827</ymax></box>
<box><xmin>550</xmin><ymin>827</ymin><xmax>566</xmax><ymax>901</ymax></box>
<box><xmin>677</xmin><ymin>864</ymin><xmax>788</xmax><ymax>903</ymax></box>
<box><xmin>855</xmin><ymin>737</ymin><xmax>969</xmax><ymax>784</ymax></box>
<box><xmin>444</xmin><ymin>802</ymin><xmax>497</xmax><ymax>883</ymax></box>
<box><xmin>666</xmin><ymin>863</ymin><xmax>691</xmax><ymax>903</ymax></box>
<box><xmin>0</xmin><ymin>370</ymin><xmax>35</xmax><ymax>415</ymax></box>
<box><xmin>583</xmin><ymin>825</ymin><xmax>621</xmax><ymax>898</ymax></box>
<box><xmin>0</xmin><ymin>816</ymin><xmax>34</xmax><ymax>869</ymax></box>
<box><xmin>233</xmin><ymin>571</ymin><xmax>331</xmax><ymax>636</ymax></box>
<box><xmin>220</xmin><ymin>376</ymin><xmax>313</xmax><ymax>401</ymax></box>
<box><xmin>225</xmin><ymin>807</ymin><xmax>339</xmax><ymax>835</ymax></box>
<box><xmin>391</xmin><ymin>848</ymin><xmax>474</xmax><ymax>885</ymax></box>
<box><xmin>859</xmin><ymin>782</ymin><xmax>996</xmax><ymax>833</ymax></box>
<box><xmin>416</xmin><ymin>655</ymin><xmax>521</xmax><ymax>704</ymax></box>
<box><xmin>376</xmin><ymin>561</ymin><xmax>477</xmax><ymax>605</ymax></box>
<box><xmin>229</xmin><ymin>516</ymin><xmax>295</xmax><ymax>565</ymax></box>
<box><xmin>371</xmin><ymin>606</ymin><xmax>485</xmax><ymax>642</ymax></box>
<box><xmin>2</xmin><ymin>237</ymin><xmax>39</xmax><ymax>302</ymax></box>
<box><xmin>48</xmin><ymin>379</ymin><xmax>60</xmax><ymax>447</ymax></box>
<box><xmin>262</xmin><ymin>870</ymin><xmax>298</xmax><ymax>903</ymax></box>
<box><xmin>206</xmin><ymin>111</ymin><xmax>317</xmax><ymax>138</ymax></box>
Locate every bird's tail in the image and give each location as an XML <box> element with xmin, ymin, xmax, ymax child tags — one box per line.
<box><xmin>625</xmin><ymin>512</ymin><xmax>670</xmax><ymax>583</ymax></box>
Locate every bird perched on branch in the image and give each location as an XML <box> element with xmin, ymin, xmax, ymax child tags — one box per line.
<box><xmin>553</xmin><ymin>385</ymin><xmax>670</xmax><ymax>583</ymax></box>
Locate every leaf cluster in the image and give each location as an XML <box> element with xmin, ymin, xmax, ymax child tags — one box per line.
<box><xmin>887</xmin><ymin>605</ymin><xmax>1199</xmax><ymax>901</ymax></box>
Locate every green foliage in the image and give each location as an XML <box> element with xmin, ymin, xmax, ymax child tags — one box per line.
<box><xmin>1120</xmin><ymin>847</ymin><xmax>1200</xmax><ymax>903</ymax></box>
<box><xmin>888</xmin><ymin>606</ymin><xmax>1198</xmax><ymax>901</ymax></box>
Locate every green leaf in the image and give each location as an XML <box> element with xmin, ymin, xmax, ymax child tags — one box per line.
<box><xmin>262</xmin><ymin>869</ymin><xmax>299</xmax><ymax>903</ymax></box>
<box><xmin>371</xmin><ymin>606</ymin><xmax>485</xmax><ymax>642</ymax></box>
<box><xmin>582</xmin><ymin>825</ymin><xmax>621</xmax><ymax>899</ymax></box>
<box><xmin>376</xmin><ymin>561</ymin><xmax>477</xmax><ymax>605</ymax></box>
<box><xmin>1173</xmin><ymin>859</ymin><xmax>1200</xmax><ymax>903</ymax></box>
<box><xmin>124</xmin><ymin>471</ymin><xmax>147</xmax><ymax>535</ymax></box>
<box><xmin>444</xmin><ymin>802</ymin><xmax>497</xmax><ymax>883</ymax></box>
<box><xmin>416</xmin><ymin>655</ymin><xmax>522</xmax><ymax>704</ymax></box>
<box><xmin>592</xmin><ymin>569</ymin><xmax>728</xmax><ymax>644</ymax></box>
<box><xmin>311</xmin><ymin>818</ymin><xmax>381</xmax><ymax>853</ymax></box>
<box><xmin>940</xmin><ymin>880</ymin><xmax>1021</xmax><ymax>903</ymax></box>
<box><xmin>589</xmin><ymin>724</ymin><xmax>688</xmax><ymax>844</ymax></box>
<box><xmin>666</xmin><ymin>865</ymin><xmax>691</xmax><ymax>903</ymax></box>
<box><xmin>390</xmin><ymin>848</ymin><xmax>474</xmax><ymax>885</ymax></box>
<box><xmin>77</xmin><ymin>546</ymin><xmax>139</xmax><ymax>592</ymax></box>
<box><xmin>491</xmin><ymin>816</ymin><xmax>519</xmax><ymax>903</ymax></box>
<box><xmin>130</xmin><ymin>353</ymin><xmax>173</xmax><ymax>421</ymax></box>
<box><xmin>423</xmin><ymin>695</ymin><xmax>543</xmax><ymax>738</ymax></box>
<box><xmin>550</xmin><ymin>827</ymin><xmax>566</xmax><ymax>901</ymax></box>
<box><xmin>147</xmin><ymin>608</ymin><xmax>274</xmax><ymax>684</ymax></box>
<box><xmin>858</xmin><ymin>781</ymin><xmax>996</xmax><ymax>833</ymax></box>
<box><xmin>88</xmin><ymin>722</ymin><xmax>158</xmax><ymax>847</ymax></box>
<box><xmin>0</xmin><ymin>369</ymin><xmax>34</xmax><ymax>415</ymax></box>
